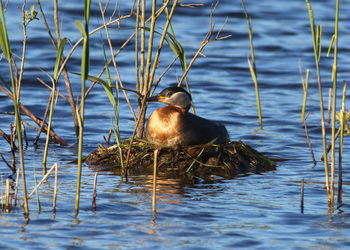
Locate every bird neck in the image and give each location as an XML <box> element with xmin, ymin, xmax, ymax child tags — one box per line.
<box><xmin>169</xmin><ymin>105</ymin><xmax>189</xmax><ymax>114</ymax></box>
<box><xmin>156</xmin><ymin>105</ymin><xmax>188</xmax><ymax>115</ymax></box>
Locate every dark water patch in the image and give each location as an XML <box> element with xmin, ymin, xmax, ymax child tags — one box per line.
<box><xmin>227</xmin><ymin>239</ymin><xmax>261</xmax><ymax>248</ymax></box>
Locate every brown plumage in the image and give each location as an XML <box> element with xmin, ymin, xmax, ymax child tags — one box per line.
<box><xmin>146</xmin><ymin>87</ymin><xmax>229</xmax><ymax>147</ymax></box>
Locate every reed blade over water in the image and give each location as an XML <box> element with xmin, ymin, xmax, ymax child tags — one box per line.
<box><xmin>0</xmin><ymin>0</ymin><xmax>29</xmax><ymax>216</ymax></box>
<box><xmin>305</xmin><ymin>0</ymin><xmax>330</xmax><ymax>202</ymax></box>
<box><xmin>75</xmin><ymin>0</ymin><xmax>91</xmax><ymax>217</ymax></box>
<box><xmin>242</xmin><ymin>0</ymin><xmax>262</xmax><ymax>128</ymax></box>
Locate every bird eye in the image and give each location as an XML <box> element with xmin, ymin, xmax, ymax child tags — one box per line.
<box><xmin>167</xmin><ymin>92</ymin><xmax>173</xmax><ymax>97</ymax></box>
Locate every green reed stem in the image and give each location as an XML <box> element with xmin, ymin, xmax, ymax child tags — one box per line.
<box><xmin>0</xmin><ymin>0</ymin><xmax>29</xmax><ymax>216</ymax></box>
<box><xmin>98</xmin><ymin>1</ymin><xmax>136</xmax><ymax>124</ymax></box>
<box><xmin>18</xmin><ymin>1</ymin><xmax>28</xmax><ymax>99</ymax></box>
<box><xmin>75</xmin><ymin>0</ymin><xmax>91</xmax><ymax>217</ymax></box>
<box><xmin>135</xmin><ymin>0</ymin><xmax>141</xmax><ymax>92</ymax></box>
<box><xmin>135</xmin><ymin>0</ymin><xmax>172</xmax><ymax>138</ymax></box>
<box><xmin>98</xmin><ymin>0</ymin><xmax>140</xmax><ymax>174</ymax></box>
<box><xmin>148</xmin><ymin>0</ymin><xmax>177</xmax><ymax>90</ymax></box>
<box><xmin>41</xmin><ymin>90</ymin><xmax>52</xmax><ymax>173</ymax></box>
<box><xmin>42</xmin><ymin>38</ymin><xmax>67</xmax><ymax>173</ymax></box>
<box><xmin>338</xmin><ymin>82</ymin><xmax>346</xmax><ymax>204</ymax></box>
<box><xmin>305</xmin><ymin>0</ymin><xmax>330</xmax><ymax>200</ymax></box>
<box><xmin>330</xmin><ymin>0</ymin><xmax>340</xmax><ymax>204</ymax></box>
<box><xmin>327</xmin><ymin>35</ymin><xmax>335</xmax><ymax>57</ymax></box>
<box><xmin>139</xmin><ymin>0</ymin><xmax>146</xmax><ymax>94</ymax></box>
<box><xmin>144</xmin><ymin>0</ymin><xmax>157</xmax><ymax>92</ymax></box>
<box><xmin>247</xmin><ymin>57</ymin><xmax>262</xmax><ymax>128</ymax></box>
<box><xmin>100</xmin><ymin>38</ymin><xmax>124</xmax><ymax>172</ymax></box>
<box><xmin>134</xmin><ymin>0</ymin><xmax>158</xmax><ymax>139</ymax></box>
<box><xmin>53</xmin><ymin>0</ymin><xmax>60</xmax><ymax>47</ymax></box>
<box><xmin>242</xmin><ymin>0</ymin><xmax>262</xmax><ymax>128</ymax></box>
<box><xmin>53</xmin><ymin>0</ymin><xmax>78</xmax><ymax>137</ymax></box>
<box><xmin>301</xmin><ymin>69</ymin><xmax>310</xmax><ymax>122</ymax></box>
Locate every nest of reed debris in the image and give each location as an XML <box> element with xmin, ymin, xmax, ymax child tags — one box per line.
<box><xmin>87</xmin><ymin>139</ymin><xmax>276</xmax><ymax>180</ymax></box>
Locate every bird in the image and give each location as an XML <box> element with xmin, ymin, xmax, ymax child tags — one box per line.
<box><xmin>145</xmin><ymin>86</ymin><xmax>229</xmax><ymax>147</ymax></box>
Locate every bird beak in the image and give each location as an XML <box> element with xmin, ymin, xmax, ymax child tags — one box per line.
<box><xmin>147</xmin><ymin>95</ymin><xmax>167</xmax><ymax>103</ymax></box>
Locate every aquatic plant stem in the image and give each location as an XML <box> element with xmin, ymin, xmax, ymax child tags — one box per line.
<box><xmin>99</xmin><ymin>1</ymin><xmax>136</xmax><ymax>122</ymax></box>
<box><xmin>135</xmin><ymin>0</ymin><xmax>141</xmax><ymax>92</ymax></box>
<box><xmin>38</xmin><ymin>92</ymin><xmax>52</xmax><ymax>175</ymax></box>
<box><xmin>5</xmin><ymin>178</ymin><xmax>10</xmax><ymax>211</ymax></box>
<box><xmin>36</xmin><ymin>0</ymin><xmax>57</xmax><ymax>50</ymax></box>
<box><xmin>247</xmin><ymin>57</ymin><xmax>262</xmax><ymax>128</ymax></box>
<box><xmin>54</xmin><ymin>14</ymin><xmax>134</xmax><ymax>123</ymax></box>
<box><xmin>301</xmin><ymin>69</ymin><xmax>310</xmax><ymax>122</ymax></box>
<box><xmin>52</xmin><ymin>4</ymin><xmax>170</xmax><ymax>132</ymax></box>
<box><xmin>13</xmin><ymin>166</ymin><xmax>20</xmax><ymax>206</ymax></box>
<box><xmin>0</xmin><ymin>0</ymin><xmax>29</xmax><ymax>216</ymax></box>
<box><xmin>135</xmin><ymin>0</ymin><xmax>158</xmax><ymax>139</ymax></box>
<box><xmin>53</xmin><ymin>0</ymin><xmax>60</xmax><ymax>49</ymax></box>
<box><xmin>19</xmin><ymin>0</ymin><xmax>30</xmax><ymax>215</ymax></box>
<box><xmin>37</xmin><ymin>0</ymin><xmax>78</xmax><ymax>137</ymax></box>
<box><xmin>42</xmin><ymin>38</ymin><xmax>67</xmax><ymax>173</ymax></box>
<box><xmin>42</xmin><ymin>91</ymin><xmax>56</xmax><ymax>173</ymax></box>
<box><xmin>148</xmin><ymin>0</ymin><xmax>177</xmax><ymax>91</ymax></box>
<box><xmin>242</xmin><ymin>0</ymin><xmax>262</xmax><ymax>128</ymax></box>
<box><xmin>33</xmin><ymin>93</ymin><xmax>51</xmax><ymax>145</ymax></box>
<box><xmin>75</xmin><ymin>0</ymin><xmax>91</xmax><ymax>217</ymax></box>
<box><xmin>98</xmin><ymin>1</ymin><xmax>128</xmax><ymax>175</ymax></box>
<box><xmin>28</xmin><ymin>163</ymin><xmax>57</xmax><ymax>199</ymax></box>
<box><xmin>135</xmin><ymin>0</ymin><xmax>177</xmax><ymax>138</ymax></box>
<box><xmin>338</xmin><ymin>82</ymin><xmax>346</xmax><ymax>204</ymax></box>
<box><xmin>53</xmin><ymin>0</ymin><xmax>78</xmax><ymax>137</ymax></box>
<box><xmin>327</xmin><ymin>88</ymin><xmax>331</xmax><ymax>124</ymax></box>
<box><xmin>152</xmin><ymin>149</ymin><xmax>159</xmax><ymax>214</ymax></box>
<box><xmin>18</xmin><ymin>1</ymin><xmax>28</xmax><ymax>99</ymax></box>
<box><xmin>144</xmin><ymin>0</ymin><xmax>157</xmax><ymax>94</ymax></box>
<box><xmin>305</xmin><ymin>0</ymin><xmax>330</xmax><ymax>200</ymax></box>
<box><xmin>52</xmin><ymin>163</ymin><xmax>58</xmax><ymax>214</ymax></box>
<box><xmin>139</xmin><ymin>0</ymin><xmax>146</xmax><ymax>94</ymax></box>
<box><xmin>329</xmin><ymin>0</ymin><xmax>339</xmax><ymax>205</ymax></box>
<box><xmin>33</xmin><ymin>167</ymin><xmax>42</xmax><ymax>212</ymax></box>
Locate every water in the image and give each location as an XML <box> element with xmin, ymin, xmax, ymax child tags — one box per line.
<box><xmin>1</xmin><ymin>0</ymin><xmax>350</xmax><ymax>249</ymax></box>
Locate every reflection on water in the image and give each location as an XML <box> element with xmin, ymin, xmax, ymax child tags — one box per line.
<box><xmin>1</xmin><ymin>0</ymin><xmax>350</xmax><ymax>249</ymax></box>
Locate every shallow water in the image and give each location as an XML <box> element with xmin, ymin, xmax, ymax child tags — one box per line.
<box><xmin>1</xmin><ymin>0</ymin><xmax>350</xmax><ymax>249</ymax></box>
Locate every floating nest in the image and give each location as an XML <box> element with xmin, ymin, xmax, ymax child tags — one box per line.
<box><xmin>87</xmin><ymin>139</ymin><xmax>276</xmax><ymax>181</ymax></box>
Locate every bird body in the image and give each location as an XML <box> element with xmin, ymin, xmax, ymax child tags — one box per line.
<box><xmin>146</xmin><ymin>87</ymin><xmax>229</xmax><ymax>147</ymax></box>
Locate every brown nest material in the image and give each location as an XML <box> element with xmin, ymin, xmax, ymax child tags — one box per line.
<box><xmin>87</xmin><ymin>139</ymin><xmax>276</xmax><ymax>180</ymax></box>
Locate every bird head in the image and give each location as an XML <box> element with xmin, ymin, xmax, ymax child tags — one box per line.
<box><xmin>147</xmin><ymin>87</ymin><xmax>192</xmax><ymax>110</ymax></box>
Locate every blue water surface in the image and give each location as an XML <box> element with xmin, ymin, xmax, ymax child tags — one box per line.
<box><xmin>1</xmin><ymin>0</ymin><xmax>350</xmax><ymax>249</ymax></box>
